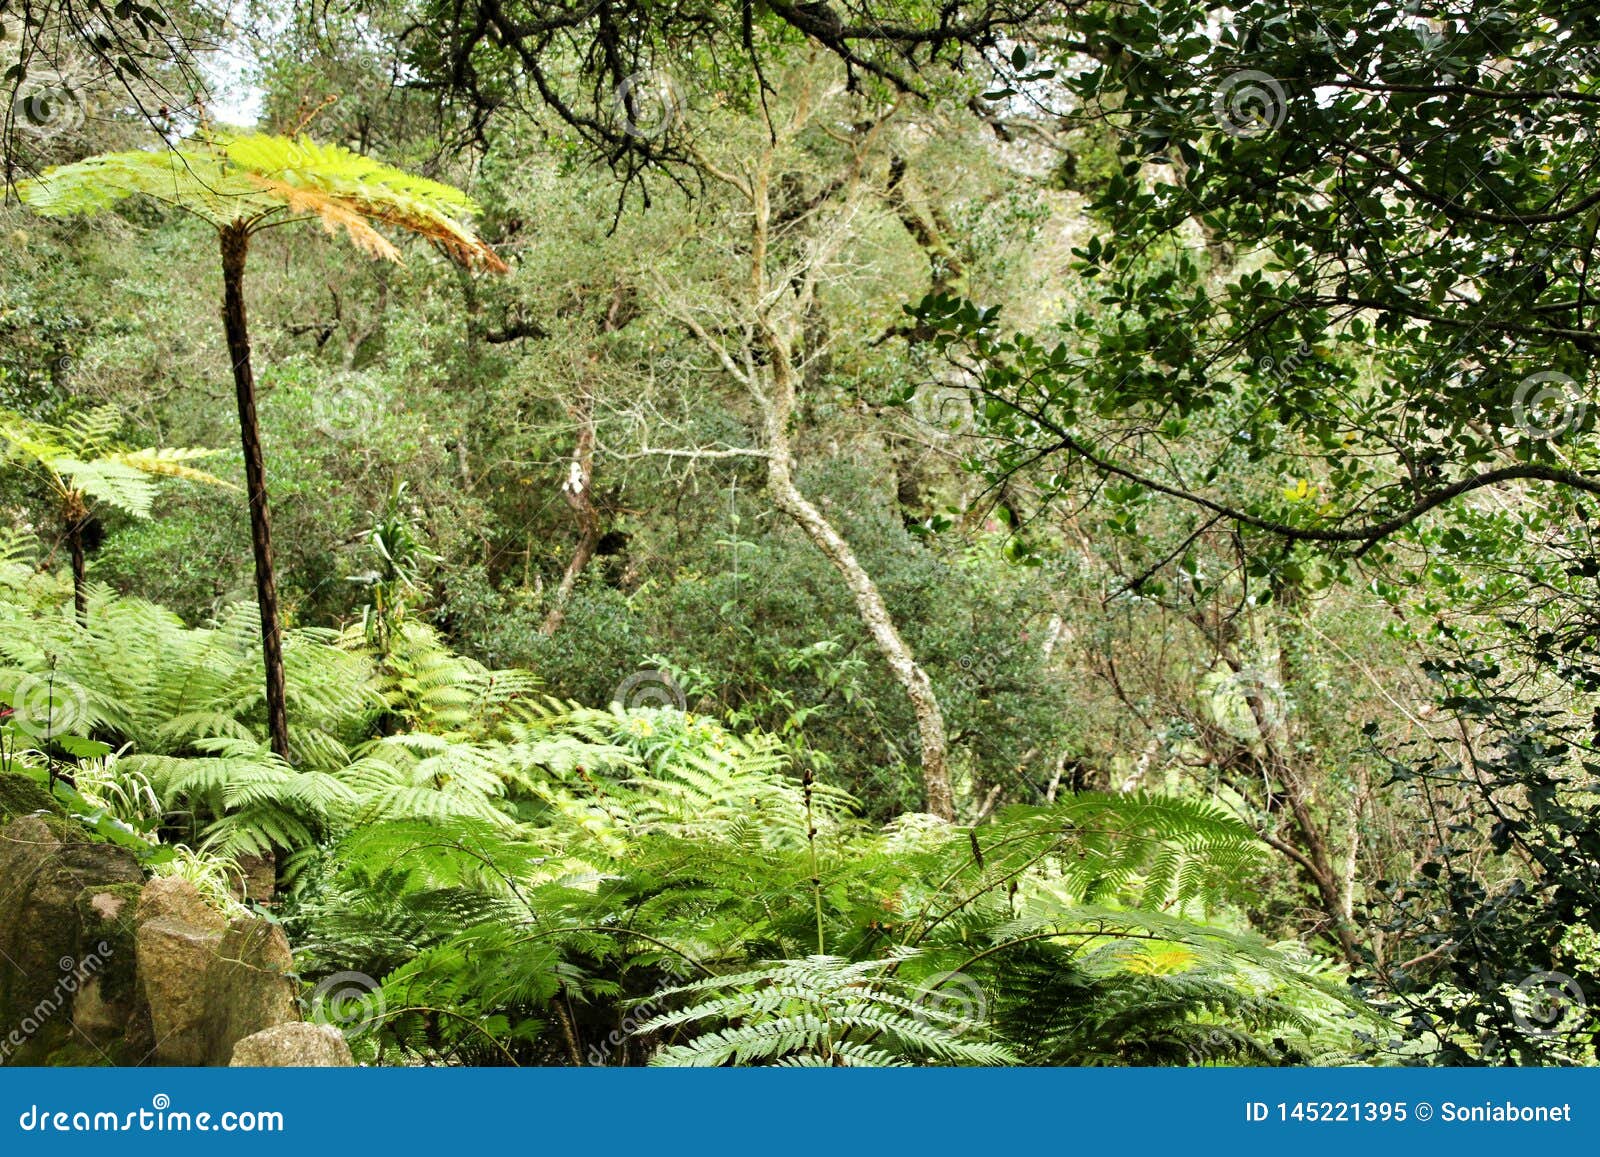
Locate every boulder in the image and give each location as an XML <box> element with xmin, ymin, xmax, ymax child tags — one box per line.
<box><xmin>137</xmin><ymin>874</ymin><xmax>226</xmax><ymax>928</ymax></box>
<box><xmin>0</xmin><ymin>785</ymin><xmax>310</xmax><ymax>1067</ymax></box>
<box><xmin>0</xmin><ymin>771</ymin><xmax>63</xmax><ymax>822</ymax></box>
<box><xmin>134</xmin><ymin>877</ymin><xmax>228</xmax><ymax>1065</ymax></box>
<box><xmin>133</xmin><ymin>878</ymin><xmax>301</xmax><ymax>1065</ymax></box>
<box><xmin>0</xmin><ymin>814</ymin><xmax>143</xmax><ymax>1063</ymax></box>
<box><xmin>70</xmin><ymin>881</ymin><xmax>143</xmax><ymax>1047</ymax></box>
<box><xmin>202</xmin><ymin>917</ymin><xmax>299</xmax><ymax>1065</ymax></box>
<box><xmin>229</xmin><ymin>1022</ymin><xmax>353</xmax><ymax>1067</ymax></box>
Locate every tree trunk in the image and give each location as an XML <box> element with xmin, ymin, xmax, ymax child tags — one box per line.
<box><xmin>738</xmin><ymin>156</ymin><xmax>954</xmax><ymax>821</ymax></box>
<box><xmin>1232</xmin><ymin>664</ymin><xmax>1363</xmax><ymax>965</ymax></box>
<box><xmin>541</xmin><ymin>388</ymin><xmax>601</xmax><ymax>636</ymax></box>
<box><xmin>763</xmin><ymin>449</ymin><xmax>954</xmax><ymax>819</ymax></box>
<box><xmin>65</xmin><ymin>494</ymin><xmax>88</xmax><ymax>624</ymax></box>
<box><xmin>541</xmin><ymin>288</ymin><xmax>633</xmax><ymax>636</ymax></box>
<box><xmin>219</xmin><ymin>223</ymin><xmax>291</xmax><ymax>761</ymax></box>
<box><xmin>758</xmin><ymin>303</ymin><xmax>954</xmax><ymax>817</ymax></box>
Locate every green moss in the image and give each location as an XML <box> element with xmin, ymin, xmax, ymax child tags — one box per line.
<box><xmin>73</xmin><ymin>882</ymin><xmax>143</xmax><ymax>1011</ymax></box>
<box><xmin>0</xmin><ymin>771</ymin><xmax>63</xmax><ymax>821</ymax></box>
<box><xmin>7</xmin><ymin>1022</ymin><xmax>72</xmax><ymax>1066</ymax></box>
<box><xmin>41</xmin><ymin>1038</ymin><xmax>109</xmax><ymax>1067</ymax></box>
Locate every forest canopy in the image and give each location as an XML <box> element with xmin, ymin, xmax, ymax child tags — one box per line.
<box><xmin>0</xmin><ymin>0</ymin><xmax>1598</xmax><ymax>1067</ymax></box>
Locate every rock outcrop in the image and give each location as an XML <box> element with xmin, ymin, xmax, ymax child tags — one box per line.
<box><xmin>134</xmin><ymin>877</ymin><xmax>304</xmax><ymax>1065</ymax></box>
<box><xmin>0</xmin><ymin>774</ymin><xmax>340</xmax><ymax>1066</ymax></box>
<box><xmin>0</xmin><ymin>812</ymin><xmax>144</xmax><ymax>1064</ymax></box>
<box><xmin>134</xmin><ymin>876</ymin><xmax>230</xmax><ymax>1064</ymax></box>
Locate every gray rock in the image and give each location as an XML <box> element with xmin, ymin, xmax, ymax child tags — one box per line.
<box><xmin>134</xmin><ymin>877</ymin><xmax>228</xmax><ymax>1065</ymax></box>
<box><xmin>229</xmin><ymin>1022</ymin><xmax>353</xmax><ymax>1067</ymax></box>
<box><xmin>203</xmin><ymin>917</ymin><xmax>299</xmax><ymax>1065</ymax></box>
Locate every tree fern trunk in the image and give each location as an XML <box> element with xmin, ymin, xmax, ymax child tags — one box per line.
<box><xmin>220</xmin><ymin>223</ymin><xmax>291</xmax><ymax>761</ymax></box>
<box><xmin>66</xmin><ymin>498</ymin><xmax>87</xmax><ymax>624</ymax></box>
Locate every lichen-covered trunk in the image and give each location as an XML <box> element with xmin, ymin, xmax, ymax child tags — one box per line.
<box><xmin>219</xmin><ymin>224</ymin><xmax>290</xmax><ymax>761</ymax></box>
<box><xmin>741</xmin><ymin>153</ymin><xmax>953</xmax><ymax>819</ymax></box>
<box><xmin>763</xmin><ymin>451</ymin><xmax>954</xmax><ymax>819</ymax></box>
<box><xmin>541</xmin><ymin>389</ymin><xmax>600</xmax><ymax>636</ymax></box>
<box><xmin>758</xmin><ymin>307</ymin><xmax>954</xmax><ymax>818</ymax></box>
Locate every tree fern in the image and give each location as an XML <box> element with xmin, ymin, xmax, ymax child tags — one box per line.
<box><xmin>0</xmin><ymin>404</ymin><xmax>229</xmax><ymax>616</ymax></box>
<box><xmin>16</xmin><ymin>134</ymin><xmax>506</xmax><ymax>272</ymax></box>
<box><xmin>18</xmin><ymin>133</ymin><xmax>505</xmax><ymax>760</ymax></box>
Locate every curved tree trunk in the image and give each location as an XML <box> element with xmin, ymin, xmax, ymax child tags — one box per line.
<box><xmin>681</xmin><ymin>145</ymin><xmax>956</xmax><ymax>820</ymax></box>
<box><xmin>540</xmin><ymin>388</ymin><xmax>600</xmax><ymax>637</ymax></box>
<box><xmin>755</xmin><ymin>269</ymin><xmax>954</xmax><ymax>818</ymax></box>
<box><xmin>219</xmin><ymin>223</ymin><xmax>291</xmax><ymax>761</ymax></box>
<box><xmin>764</xmin><ymin>445</ymin><xmax>955</xmax><ymax>819</ymax></box>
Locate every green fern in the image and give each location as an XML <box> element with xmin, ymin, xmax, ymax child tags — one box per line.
<box><xmin>637</xmin><ymin>953</ymin><xmax>1016</xmax><ymax>1066</ymax></box>
<box><xmin>0</xmin><ymin>580</ymin><xmax>1371</xmax><ymax>1067</ymax></box>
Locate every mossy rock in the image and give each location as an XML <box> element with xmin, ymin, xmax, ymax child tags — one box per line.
<box><xmin>3</xmin><ymin>1017</ymin><xmax>73</xmax><ymax>1066</ymax></box>
<box><xmin>0</xmin><ymin>771</ymin><xmax>63</xmax><ymax>822</ymax></box>
<box><xmin>71</xmin><ymin>881</ymin><xmax>143</xmax><ymax>1040</ymax></box>
<box><xmin>40</xmin><ymin>1038</ymin><xmax>108</xmax><ymax>1067</ymax></box>
<box><xmin>0</xmin><ymin>816</ymin><xmax>143</xmax><ymax>1065</ymax></box>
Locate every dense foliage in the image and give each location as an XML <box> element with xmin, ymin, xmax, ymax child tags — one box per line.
<box><xmin>2</xmin><ymin>0</ymin><xmax>1598</xmax><ymax>1065</ymax></box>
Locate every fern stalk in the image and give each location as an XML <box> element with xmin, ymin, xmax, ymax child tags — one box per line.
<box><xmin>804</xmin><ymin>767</ymin><xmax>825</xmax><ymax>957</ymax></box>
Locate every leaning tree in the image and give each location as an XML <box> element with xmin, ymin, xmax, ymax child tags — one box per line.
<box><xmin>18</xmin><ymin>133</ymin><xmax>505</xmax><ymax>759</ymax></box>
